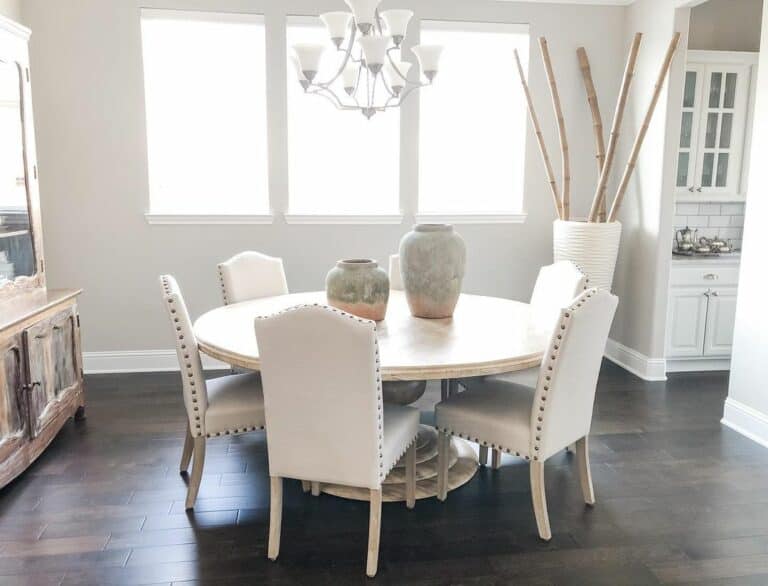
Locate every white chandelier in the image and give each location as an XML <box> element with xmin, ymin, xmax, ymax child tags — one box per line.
<box><xmin>290</xmin><ymin>0</ymin><xmax>443</xmax><ymax>119</ymax></box>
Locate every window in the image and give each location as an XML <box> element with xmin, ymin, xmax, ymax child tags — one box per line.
<box><xmin>418</xmin><ymin>21</ymin><xmax>529</xmax><ymax>218</ymax></box>
<box><xmin>285</xmin><ymin>18</ymin><xmax>400</xmax><ymax>219</ymax></box>
<box><xmin>140</xmin><ymin>10</ymin><xmax>270</xmax><ymax>218</ymax></box>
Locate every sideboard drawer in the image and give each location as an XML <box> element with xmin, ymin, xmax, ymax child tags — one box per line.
<box><xmin>670</xmin><ymin>265</ymin><xmax>740</xmax><ymax>287</ymax></box>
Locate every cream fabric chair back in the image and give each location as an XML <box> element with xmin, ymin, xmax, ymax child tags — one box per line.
<box><xmin>159</xmin><ymin>275</ymin><xmax>209</xmax><ymax>438</ymax></box>
<box><xmin>217</xmin><ymin>251</ymin><xmax>289</xmax><ymax>305</ymax></box>
<box><xmin>255</xmin><ymin>305</ymin><xmax>385</xmax><ymax>489</ymax></box>
<box><xmin>529</xmin><ymin>261</ymin><xmax>588</xmax><ymax>335</ymax></box>
<box><xmin>388</xmin><ymin>254</ymin><xmax>403</xmax><ymax>291</ymax></box>
<box><xmin>531</xmin><ymin>288</ymin><xmax>617</xmax><ymax>460</ymax></box>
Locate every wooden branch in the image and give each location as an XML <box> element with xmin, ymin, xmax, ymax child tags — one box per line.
<box><xmin>608</xmin><ymin>32</ymin><xmax>682</xmax><ymax>223</ymax></box>
<box><xmin>577</xmin><ymin>46</ymin><xmax>607</xmax><ymax>221</ymax></box>
<box><xmin>587</xmin><ymin>33</ymin><xmax>643</xmax><ymax>223</ymax></box>
<box><xmin>513</xmin><ymin>48</ymin><xmax>563</xmax><ymax>220</ymax></box>
<box><xmin>539</xmin><ymin>38</ymin><xmax>571</xmax><ymax>220</ymax></box>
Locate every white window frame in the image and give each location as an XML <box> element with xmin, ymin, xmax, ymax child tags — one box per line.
<box><xmin>415</xmin><ymin>20</ymin><xmax>529</xmax><ymax>225</ymax></box>
<box><xmin>143</xmin><ymin>12</ymin><xmax>529</xmax><ymax>225</ymax></box>
<box><xmin>140</xmin><ymin>9</ymin><xmax>273</xmax><ymax>225</ymax></box>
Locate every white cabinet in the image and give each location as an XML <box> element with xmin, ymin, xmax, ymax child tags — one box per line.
<box><xmin>666</xmin><ymin>260</ymin><xmax>740</xmax><ymax>371</ymax></box>
<box><xmin>675</xmin><ymin>51</ymin><xmax>758</xmax><ymax>201</ymax></box>
<box><xmin>703</xmin><ymin>287</ymin><xmax>738</xmax><ymax>356</ymax></box>
<box><xmin>667</xmin><ymin>288</ymin><xmax>709</xmax><ymax>357</ymax></box>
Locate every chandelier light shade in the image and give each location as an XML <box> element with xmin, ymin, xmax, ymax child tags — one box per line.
<box><xmin>290</xmin><ymin>0</ymin><xmax>442</xmax><ymax>118</ymax></box>
<box><xmin>411</xmin><ymin>45</ymin><xmax>443</xmax><ymax>81</ymax></box>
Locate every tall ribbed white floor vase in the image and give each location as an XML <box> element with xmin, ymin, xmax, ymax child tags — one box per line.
<box><xmin>553</xmin><ymin>221</ymin><xmax>622</xmax><ymax>292</ymax></box>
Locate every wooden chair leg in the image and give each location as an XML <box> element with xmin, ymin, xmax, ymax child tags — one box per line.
<box><xmin>311</xmin><ymin>481</ymin><xmax>320</xmax><ymax>496</ymax></box>
<box><xmin>478</xmin><ymin>445</ymin><xmax>488</xmax><ymax>467</ymax></box>
<box><xmin>301</xmin><ymin>480</ymin><xmax>310</xmax><ymax>493</ymax></box>
<box><xmin>530</xmin><ymin>460</ymin><xmax>552</xmax><ymax>541</ymax></box>
<box><xmin>405</xmin><ymin>440</ymin><xmax>416</xmax><ymax>509</ymax></box>
<box><xmin>366</xmin><ymin>488</ymin><xmax>382</xmax><ymax>577</ymax></box>
<box><xmin>576</xmin><ymin>436</ymin><xmax>595</xmax><ymax>505</ymax></box>
<box><xmin>492</xmin><ymin>448</ymin><xmax>502</xmax><ymax>470</ymax></box>
<box><xmin>185</xmin><ymin>437</ymin><xmax>206</xmax><ymax>510</ymax></box>
<box><xmin>268</xmin><ymin>476</ymin><xmax>283</xmax><ymax>561</ymax></box>
<box><xmin>179</xmin><ymin>423</ymin><xmax>194</xmax><ymax>473</ymax></box>
<box><xmin>437</xmin><ymin>431</ymin><xmax>450</xmax><ymax>501</ymax></box>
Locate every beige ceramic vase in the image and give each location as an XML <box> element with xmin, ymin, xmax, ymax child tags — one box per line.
<box><xmin>325</xmin><ymin>259</ymin><xmax>390</xmax><ymax>321</ymax></box>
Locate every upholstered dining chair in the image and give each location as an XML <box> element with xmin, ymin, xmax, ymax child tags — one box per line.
<box><xmin>436</xmin><ymin>288</ymin><xmax>618</xmax><ymax>541</ymax></box>
<box><xmin>217</xmin><ymin>251</ymin><xmax>289</xmax><ymax>305</ymax></box>
<box><xmin>465</xmin><ymin>260</ymin><xmax>588</xmax><ymax>468</ymax></box>
<box><xmin>254</xmin><ymin>304</ymin><xmax>420</xmax><ymax>577</ymax></box>
<box><xmin>159</xmin><ymin>275</ymin><xmax>266</xmax><ymax>510</ymax></box>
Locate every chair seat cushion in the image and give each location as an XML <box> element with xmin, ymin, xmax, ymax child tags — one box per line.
<box><xmin>435</xmin><ymin>381</ymin><xmax>536</xmax><ymax>457</ymax></box>
<box><xmin>204</xmin><ymin>373</ymin><xmax>265</xmax><ymax>436</ymax></box>
<box><xmin>461</xmin><ymin>367</ymin><xmax>539</xmax><ymax>390</ymax></box>
<box><xmin>381</xmin><ymin>404</ymin><xmax>420</xmax><ymax>475</ymax></box>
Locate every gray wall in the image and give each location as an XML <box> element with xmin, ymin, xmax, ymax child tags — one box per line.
<box><xmin>689</xmin><ymin>0</ymin><xmax>762</xmax><ymax>52</ymax></box>
<box><xmin>22</xmin><ymin>0</ymin><xmax>627</xmax><ymax>362</ymax></box>
<box><xmin>726</xmin><ymin>0</ymin><xmax>768</xmax><ymax>438</ymax></box>
<box><xmin>609</xmin><ymin>0</ymin><xmax>689</xmax><ymax>363</ymax></box>
<box><xmin>0</xmin><ymin>0</ymin><xmax>22</xmax><ymax>22</ymax></box>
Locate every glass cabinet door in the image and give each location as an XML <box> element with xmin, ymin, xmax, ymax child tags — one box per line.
<box><xmin>676</xmin><ymin>67</ymin><xmax>704</xmax><ymax>193</ymax></box>
<box><xmin>693</xmin><ymin>64</ymin><xmax>750</xmax><ymax>196</ymax></box>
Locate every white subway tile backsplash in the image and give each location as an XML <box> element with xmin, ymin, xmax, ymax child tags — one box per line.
<box><xmin>676</xmin><ymin>203</ymin><xmax>700</xmax><ymax>215</ymax></box>
<box><xmin>721</xmin><ymin>203</ymin><xmax>746</xmax><ymax>215</ymax></box>
<box><xmin>700</xmin><ymin>203</ymin><xmax>721</xmax><ymax>215</ymax></box>
<box><xmin>673</xmin><ymin>200</ymin><xmax>746</xmax><ymax>251</ymax></box>
<box><xmin>709</xmin><ymin>216</ymin><xmax>731</xmax><ymax>227</ymax></box>
<box><xmin>687</xmin><ymin>217</ymin><xmax>709</xmax><ymax>228</ymax></box>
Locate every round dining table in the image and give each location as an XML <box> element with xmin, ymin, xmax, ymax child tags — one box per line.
<box><xmin>194</xmin><ymin>290</ymin><xmax>548</xmax><ymax>502</ymax></box>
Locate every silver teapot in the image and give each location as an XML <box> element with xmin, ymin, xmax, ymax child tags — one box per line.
<box><xmin>675</xmin><ymin>226</ymin><xmax>698</xmax><ymax>252</ymax></box>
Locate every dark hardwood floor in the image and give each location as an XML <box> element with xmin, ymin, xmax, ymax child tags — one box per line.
<box><xmin>1</xmin><ymin>362</ymin><xmax>766</xmax><ymax>585</ymax></box>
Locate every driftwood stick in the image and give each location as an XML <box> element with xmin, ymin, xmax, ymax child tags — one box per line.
<box><xmin>539</xmin><ymin>38</ymin><xmax>571</xmax><ymax>220</ymax></box>
<box><xmin>513</xmin><ymin>48</ymin><xmax>563</xmax><ymax>219</ymax></box>
<box><xmin>577</xmin><ymin>46</ymin><xmax>607</xmax><ymax>221</ymax></box>
<box><xmin>608</xmin><ymin>33</ymin><xmax>681</xmax><ymax>222</ymax></box>
<box><xmin>588</xmin><ymin>33</ymin><xmax>643</xmax><ymax>223</ymax></box>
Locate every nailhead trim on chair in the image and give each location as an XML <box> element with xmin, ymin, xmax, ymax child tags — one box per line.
<box><xmin>530</xmin><ymin>288</ymin><xmax>596</xmax><ymax>461</ymax></box>
<box><xmin>256</xmin><ymin>303</ymin><xmax>388</xmax><ymax>483</ymax></box>
<box><xmin>206</xmin><ymin>425</ymin><xmax>264</xmax><ymax>438</ymax></box>
<box><xmin>216</xmin><ymin>264</ymin><xmax>229</xmax><ymax>305</ymax></box>
<box><xmin>436</xmin><ymin>426</ymin><xmax>530</xmax><ymax>460</ymax></box>
<box><xmin>161</xmin><ymin>275</ymin><xmax>204</xmax><ymax>437</ymax></box>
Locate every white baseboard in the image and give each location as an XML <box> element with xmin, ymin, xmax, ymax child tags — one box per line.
<box><xmin>83</xmin><ymin>350</ymin><xmax>228</xmax><ymax>374</ymax></box>
<box><xmin>722</xmin><ymin>397</ymin><xmax>768</xmax><ymax>449</ymax></box>
<box><xmin>604</xmin><ymin>338</ymin><xmax>667</xmax><ymax>381</ymax></box>
<box><xmin>666</xmin><ymin>357</ymin><xmax>731</xmax><ymax>372</ymax></box>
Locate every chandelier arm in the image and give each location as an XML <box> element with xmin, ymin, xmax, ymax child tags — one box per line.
<box><xmin>374</xmin><ymin>9</ymin><xmax>384</xmax><ymax>35</ymax></box>
<box><xmin>316</xmin><ymin>20</ymin><xmax>358</xmax><ymax>89</ymax></box>
<box><xmin>308</xmin><ymin>86</ymin><xmax>357</xmax><ymax>110</ymax></box>
<box><xmin>385</xmin><ymin>48</ymin><xmax>409</xmax><ymax>82</ymax></box>
<box><xmin>379</xmin><ymin>72</ymin><xmax>397</xmax><ymax>99</ymax></box>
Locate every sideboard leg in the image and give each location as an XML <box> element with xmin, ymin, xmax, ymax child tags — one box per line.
<box><xmin>74</xmin><ymin>405</ymin><xmax>86</xmax><ymax>421</ymax></box>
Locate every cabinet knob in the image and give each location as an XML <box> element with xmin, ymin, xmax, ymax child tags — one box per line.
<box><xmin>22</xmin><ymin>381</ymin><xmax>41</xmax><ymax>392</ymax></box>
<box><xmin>711</xmin><ymin>291</ymin><xmax>719</xmax><ymax>297</ymax></box>
<box><xmin>688</xmin><ymin>186</ymin><xmax>695</xmax><ymax>192</ymax></box>
<box><xmin>703</xmin><ymin>273</ymin><xmax>718</xmax><ymax>280</ymax></box>
<box><xmin>696</xmin><ymin>187</ymin><xmax>702</xmax><ymax>192</ymax></box>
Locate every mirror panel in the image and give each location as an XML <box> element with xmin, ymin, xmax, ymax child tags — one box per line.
<box><xmin>0</xmin><ymin>59</ymin><xmax>35</xmax><ymax>286</ymax></box>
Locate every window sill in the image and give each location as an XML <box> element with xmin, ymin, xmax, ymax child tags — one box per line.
<box><xmin>145</xmin><ymin>213</ymin><xmax>274</xmax><ymax>225</ymax></box>
<box><xmin>414</xmin><ymin>213</ymin><xmax>527</xmax><ymax>224</ymax></box>
<box><xmin>284</xmin><ymin>213</ymin><xmax>404</xmax><ymax>225</ymax></box>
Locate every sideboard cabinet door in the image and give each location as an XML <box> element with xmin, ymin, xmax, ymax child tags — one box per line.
<box><xmin>23</xmin><ymin>308</ymin><xmax>82</xmax><ymax>438</ymax></box>
<box><xmin>0</xmin><ymin>333</ymin><xmax>27</xmax><ymax>461</ymax></box>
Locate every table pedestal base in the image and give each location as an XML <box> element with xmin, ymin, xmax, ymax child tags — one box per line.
<box><xmin>320</xmin><ymin>425</ymin><xmax>478</xmax><ymax>502</ymax></box>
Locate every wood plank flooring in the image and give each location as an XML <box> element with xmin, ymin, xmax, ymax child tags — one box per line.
<box><xmin>1</xmin><ymin>362</ymin><xmax>767</xmax><ymax>585</ymax></box>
